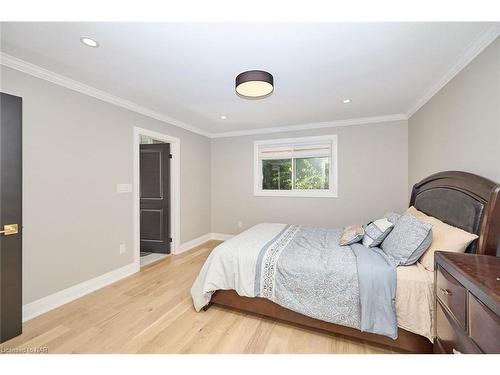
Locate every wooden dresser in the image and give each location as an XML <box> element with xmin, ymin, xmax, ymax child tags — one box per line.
<box><xmin>434</xmin><ymin>252</ymin><xmax>500</xmax><ymax>354</ymax></box>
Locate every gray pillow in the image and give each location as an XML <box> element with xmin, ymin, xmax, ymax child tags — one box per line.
<box><xmin>383</xmin><ymin>212</ymin><xmax>401</xmax><ymax>225</ymax></box>
<box><xmin>381</xmin><ymin>215</ymin><xmax>433</xmax><ymax>266</ymax></box>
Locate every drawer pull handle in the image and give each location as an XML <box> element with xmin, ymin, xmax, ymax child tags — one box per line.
<box><xmin>440</xmin><ymin>288</ymin><xmax>452</xmax><ymax>295</ymax></box>
<box><xmin>452</xmin><ymin>348</ymin><xmax>461</xmax><ymax>354</ymax></box>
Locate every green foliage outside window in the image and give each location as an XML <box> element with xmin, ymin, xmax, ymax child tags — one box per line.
<box><xmin>262</xmin><ymin>159</ymin><xmax>292</xmax><ymax>190</ymax></box>
<box><xmin>262</xmin><ymin>157</ymin><xmax>329</xmax><ymax>190</ymax></box>
<box><xmin>294</xmin><ymin>157</ymin><xmax>329</xmax><ymax>190</ymax></box>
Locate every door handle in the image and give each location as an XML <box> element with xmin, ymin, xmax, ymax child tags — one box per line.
<box><xmin>0</xmin><ymin>224</ymin><xmax>19</xmax><ymax>235</ymax></box>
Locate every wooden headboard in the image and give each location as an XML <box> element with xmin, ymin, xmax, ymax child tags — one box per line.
<box><xmin>410</xmin><ymin>171</ymin><xmax>500</xmax><ymax>256</ymax></box>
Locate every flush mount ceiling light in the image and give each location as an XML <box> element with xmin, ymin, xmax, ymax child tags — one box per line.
<box><xmin>342</xmin><ymin>99</ymin><xmax>352</xmax><ymax>104</ymax></box>
<box><xmin>80</xmin><ymin>37</ymin><xmax>99</xmax><ymax>48</ymax></box>
<box><xmin>235</xmin><ymin>70</ymin><xmax>274</xmax><ymax>99</ymax></box>
<box><xmin>220</xmin><ymin>115</ymin><xmax>227</xmax><ymax>120</ymax></box>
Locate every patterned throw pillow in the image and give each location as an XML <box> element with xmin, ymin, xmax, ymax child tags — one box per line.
<box><xmin>339</xmin><ymin>224</ymin><xmax>365</xmax><ymax>246</ymax></box>
<box><xmin>383</xmin><ymin>212</ymin><xmax>401</xmax><ymax>225</ymax></box>
<box><xmin>381</xmin><ymin>214</ymin><xmax>433</xmax><ymax>266</ymax></box>
<box><xmin>362</xmin><ymin>218</ymin><xmax>394</xmax><ymax>247</ymax></box>
<box><xmin>404</xmin><ymin>206</ymin><xmax>478</xmax><ymax>271</ymax></box>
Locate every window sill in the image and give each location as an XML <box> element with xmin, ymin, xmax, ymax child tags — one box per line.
<box><xmin>254</xmin><ymin>190</ymin><xmax>338</xmax><ymax>198</ymax></box>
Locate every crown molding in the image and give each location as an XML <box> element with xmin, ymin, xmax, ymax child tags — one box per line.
<box><xmin>406</xmin><ymin>24</ymin><xmax>500</xmax><ymax>119</ymax></box>
<box><xmin>211</xmin><ymin>114</ymin><xmax>408</xmax><ymax>138</ymax></box>
<box><xmin>4</xmin><ymin>23</ymin><xmax>496</xmax><ymax>140</ymax></box>
<box><xmin>0</xmin><ymin>52</ymin><xmax>211</xmax><ymax>138</ymax></box>
<box><xmin>0</xmin><ymin>53</ymin><xmax>408</xmax><ymax>139</ymax></box>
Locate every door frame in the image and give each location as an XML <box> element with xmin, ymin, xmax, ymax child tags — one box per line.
<box><xmin>133</xmin><ymin>127</ymin><xmax>180</xmax><ymax>266</ymax></box>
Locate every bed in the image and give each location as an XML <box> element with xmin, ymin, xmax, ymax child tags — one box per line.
<box><xmin>191</xmin><ymin>171</ymin><xmax>500</xmax><ymax>353</ymax></box>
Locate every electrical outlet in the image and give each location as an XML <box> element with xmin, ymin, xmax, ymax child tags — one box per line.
<box><xmin>237</xmin><ymin>221</ymin><xmax>243</xmax><ymax>228</ymax></box>
<box><xmin>119</xmin><ymin>244</ymin><xmax>126</xmax><ymax>254</ymax></box>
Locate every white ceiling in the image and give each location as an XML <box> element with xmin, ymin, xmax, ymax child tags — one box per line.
<box><xmin>0</xmin><ymin>22</ymin><xmax>498</xmax><ymax>136</ymax></box>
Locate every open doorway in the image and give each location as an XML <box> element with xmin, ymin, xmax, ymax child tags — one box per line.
<box><xmin>133</xmin><ymin>127</ymin><xmax>180</xmax><ymax>268</ymax></box>
<box><xmin>139</xmin><ymin>135</ymin><xmax>170</xmax><ymax>266</ymax></box>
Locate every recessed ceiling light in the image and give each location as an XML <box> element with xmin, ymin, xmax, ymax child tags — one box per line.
<box><xmin>236</xmin><ymin>70</ymin><xmax>274</xmax><ymax>99</ymax></box>
<box><xmin>342</xmin><ymin>99</ymin><xmax>352</xmax><ymax>104</ymax></box>
<box><xmin>80</xmin><ymin>37</ymin><xmax>99</xmax><ymax>48</ymax></box>
<box><xmin>220</xmin><ymin>115</ymin><xmax>227</xmax><ymax>120</ymax></box>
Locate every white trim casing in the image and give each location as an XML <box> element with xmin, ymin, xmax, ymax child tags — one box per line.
<box><xmin>133</xmin><ymin>127</ymin><xmax>181</xmax><ymax>265</ymax></box>
<box><xmin>2</xmin><ymin>24</ymin><xmax>499</xmax><ymax>139</ymax></box>
<box><xmin>406</xmin><ymin>24</ymin><xmax>500</xmax><ymax>118</ymax></box>
<box><xmin>22</xmin><ymin>262</ymin><xmax>139</xmax><ymax>322</ymax></box>
<box><xmin>0</xmin><ymin>52</ymin><xmax>211</xmax><ymax>138</ymax></box>
<box><xmin>176</xmin><ymin>232</ymin><xmax>236</xmax><ymax>254</ymax></box>
<box><xmin>213</xmin><ymin>114</ymin><xmax>407</xmax><ymax>138</ymax></box>
<box><xmin>177</xmin><ymin>233</ymin><xmax>212</xmax><ymax>254</ymax></box>
<box><xmin>0</xmin><ymin>52</ymin><xmax>405</xmax><ymax>138</ymax></box>
<box><xmin>210</xmin><ymin>233</ymin><xmax>235</xmax><ymax>241</ymax></box>
<box><xmin>254</xmin><ymin>134</ymin><xmax>338</xmax><ymax>198</ymax></box>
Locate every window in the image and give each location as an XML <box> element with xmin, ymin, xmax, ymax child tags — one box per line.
<box><xmin>254</xmin><ymin>135</ymin><xmax>337</xmax><ymax>197</ymax></box>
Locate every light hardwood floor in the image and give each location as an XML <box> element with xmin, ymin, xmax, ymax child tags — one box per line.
<box><xmin>0</xmin><ymin>241</ymin><xmax>402</xmax><ymax>354</ymax></box>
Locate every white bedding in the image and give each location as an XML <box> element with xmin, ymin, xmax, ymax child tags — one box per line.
<box><xmin>396</xmin><ymin>262</ymin><xmax>435</xmax><ymax>341</ymax></box>
<box><xmin>191</xmin><ymin>223</ymin><xmax>434</xmax><ymax>342</ymax></box>
<box><xmin>191</xmin><ymin>223</ymin><xmax>286</xmax><ymax>310</ymax></box>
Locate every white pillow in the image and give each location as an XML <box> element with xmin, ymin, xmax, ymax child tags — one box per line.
<box><xmin>362</xmin><ymin>218</ymin><xmax>394</xmax><ymax>247</ymax></box>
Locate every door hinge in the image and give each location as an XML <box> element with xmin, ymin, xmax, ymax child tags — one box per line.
<box><xmin>169</xmin><ymin>238</ymin><xmax>172</xmax><ymax>243</ymax></box>
<box><xmin>169</xmin><ymin>154</ymin><xmax>172</xmax><ymax>159</ymax></box>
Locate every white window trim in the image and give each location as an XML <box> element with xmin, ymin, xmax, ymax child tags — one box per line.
<box><xmin>254</xmin><ymin>134</ymin><xmax>338</xmax><ymax>198</ymax></box>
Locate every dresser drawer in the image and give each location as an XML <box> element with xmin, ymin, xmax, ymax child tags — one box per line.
<box><xmin>469</xmin><ymin>293</ymin><xmax>500</xmax><ymax>353</ymax></box>
<box><xmin>436</xmin><ymin>265</ymin><xmax>467</xmax><ymax>329</ymax></box>
<box><xmin>436</xmin><ymin>301</ymin><xmax>481</xmax><ymax>354</ymax></box>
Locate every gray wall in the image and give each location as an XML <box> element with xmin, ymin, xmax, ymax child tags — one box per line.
<box><xmin>211</xmin><ymin>120</ymin><xmax>409</xmax><ymax>235</ymax></box>
<box><xmin>6</xmin><ymin>37</ymin><xmax>496</xmax><ymax>305</ymax></box>
<box><xmin>1</xmin><ymin>66</ymin><xmax>211</xmax><ymax>304</ymax></box>
<box><xmin>409</xmin><ymin>37</ymin><xmax>500</xmax><ymax>188</ymax></box>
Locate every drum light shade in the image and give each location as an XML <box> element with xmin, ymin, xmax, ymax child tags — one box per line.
<box><xmin>235</xmin><ymin>70</ymin><xmax>274</xmax><ymax>99</ymax></box>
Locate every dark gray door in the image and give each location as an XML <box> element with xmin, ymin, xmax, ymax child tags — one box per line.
<box><xmin>0</xmin><ymin>93</ymin><xmax>23</xmax><ymax>343</ymax></box>
<box><xmin>140</xmin><ymin>143</ymin><xmax>171</xmax><ymax>254</ymax></box>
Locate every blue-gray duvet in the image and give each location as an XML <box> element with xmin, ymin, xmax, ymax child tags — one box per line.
<box><xmin>254</xmin><ymin>225</ymin><xmax>398</xmax><ymax>339</ymax></box>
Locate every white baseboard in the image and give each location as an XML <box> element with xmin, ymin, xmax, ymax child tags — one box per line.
<box><xmin>22</xmin><ymin>232</ymin><xmax>235</xmax><ymax>322</ymax></box>
<box><xmin>211</xmin><ymin>233</ymin><xmax>235</xmax><ymax>241</ymax></box>
<box><xmin>22</xmin><ymin>262</ymin><xmax>139</xmax><ymax>322</ymax></box>
<box><xmin>176</xmin><ymin>233</ymin><xmax>213</xmax><ymax>254</ymax></box>
<box><xmin>176</xmin><ymin>232</ymin><xmax>235</xmax><ymax>254</ymax></box>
